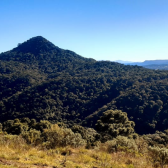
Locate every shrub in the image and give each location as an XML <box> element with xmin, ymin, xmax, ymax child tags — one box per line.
<box><xmin>41</xmin><ymin>124</ymin><xmax>64</xmax><ymax>149</ymax></box>
<box><xmin>106</xmin><ymin>136</ymin><xmax>138</xmax><ymax>153</ymax></box>
<box><xmin>42</xmin><ymin>124</ymin><xmax>86</xmax><ymax>149</ymax></box>
<box><xmin>135</xmin><ymin>136</ymin><xmax>148</xmax><ymax>154</ymax></box>
<box><xmin>34</xmin><ymin>120</ymin><xmax>51</xmax><ymax>132</ymax></box>
<box><xmin>143</xmin><ymin>131</ymin><xmax>168</xmax><ymax>147</ymax></box>
<box><xmin>0</xmin><ymin>123</ymin><xmax>2</xmax><ymax>132</ymax></box>
<box><xmin>71</xmin><ymin>125</ymin><xmax>100</xmax><ymax>148</ymax></box>
<box><xmin>0</xmin><ymin>134</ymin><xmax>26</xmax><ymax>149</ymax></box>
<box><xmin>148</xmin><ymin>146</ymin><xmax>168</xmax><ymax>168</ymax></box>
<box><xmin>62</xmin><ymin>128</ymin><xmax>86</xmax><ymax>147</ymax></box>
<box><xmin>22</xmin><ymin>129</ymin><xmax>41</xmax><ymax>145</ymax></box>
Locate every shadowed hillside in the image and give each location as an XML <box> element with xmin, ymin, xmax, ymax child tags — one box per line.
<box><xmin>1</xmin><ymin>36</ymin><xmax>168</xmax><ymax>134</ymax></box>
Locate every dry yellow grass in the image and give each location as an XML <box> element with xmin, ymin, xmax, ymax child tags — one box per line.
<box><xmin>0</xmin><ymin>133</ymin><xmax>167</xmax><ymax>168</ymax></box>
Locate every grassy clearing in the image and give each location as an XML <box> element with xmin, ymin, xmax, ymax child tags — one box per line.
<box><xmin>1</xmin><ymin>130</ymin><xmax>168</xmax><ymax>168</ymax></box>
<box><xmin>0</xmin><ymin>134</ymin><xmax>155</xmax><ymax>168</ymax></box>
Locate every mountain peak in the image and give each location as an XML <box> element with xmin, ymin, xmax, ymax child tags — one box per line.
<box><xmin>13</xmin><ymin>36</ymin><xmax>58</xmax><ymax>54</ymax></box>
<box><xmin>0</xmin><ymin>36</ymin><xmax>95</xmax><ymax>64</ymax></box>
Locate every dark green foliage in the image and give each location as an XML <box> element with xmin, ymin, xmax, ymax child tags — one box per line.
<box><xmin>9</xmin><ymin>122</ymin><xmax>28</xmax><ymax>135</ymax></box>
<box><xmin>29</xmin><ymin>119</ymin><xmax>37</xmax><ymax>128</ymax></box>
<box><xmin>3</xmin><ymin>119</ymin><xmax>28</xmax><ymax>135</ymax></box>
<box><xmin>1</xmin><ymin>118</ymin><xmax>86</xmax><ymax>148</ymax></box>
<box><xmin>20</xmin><ymin>117</ymin><xmax>31</xmax><ymax>124</ymax></box>
<box><xmin>71</xmin><ymin>125</ymin><xmax>100</xmax><ymax>147</ymax></box>
<box><xmin>2</xmin><ymin>120</ymin><xmax>15</xmax><ymax>134</ymax></box>
<box><xmin>33</xmin><ymin>120</ymin><xmax>51</xmax><ymax>132</ymax></box>
<box><xmin>2</xmin><ymin>118</ymin><xmax>51</xmax><ymax>135</ymax></box>
<box><xmin>143</xmin><ymin>130</ymin><xmax>168</xmax><ymax>147</ymax></box>
<box><xmin>96</xmin><ymin>110</ymin><xmax>135</xmax><ymax>141</ymax></box>
<box><xmin>1</xmin><ymin>36</ymin><xmax>168</xmax><ymax>134</ymax></box>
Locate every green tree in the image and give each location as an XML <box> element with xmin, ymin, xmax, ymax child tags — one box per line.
<box><xmin>95</xmin><ymin>110</ymin><xmax>135</xmax><ymax>142</ymax></box>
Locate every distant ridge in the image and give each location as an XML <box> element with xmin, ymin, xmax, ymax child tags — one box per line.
<box><xmin>115</xmin><ymin>59</ymin><xmax>168</xmax><ymax>70</ymax></box>
<box><xmin>115</xmin><ymin>59</ymin><xmax>168</xmax><ymax>65</ymax></box>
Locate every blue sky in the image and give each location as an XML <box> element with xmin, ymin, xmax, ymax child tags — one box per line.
<box><xmin>0</xmin><ymin>0</ymin><xmax>168</xmax><ymax>62</ymax></box>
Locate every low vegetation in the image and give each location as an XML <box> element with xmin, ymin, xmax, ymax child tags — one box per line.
<box><xmin>1</xmin><ymin>110</ymin><xmax>168</xmax><ymax>168</ymax></box>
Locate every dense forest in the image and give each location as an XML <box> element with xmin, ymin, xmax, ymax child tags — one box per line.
<box><xmin>144</xmin><ymin>64</ymin><xmax>168</xmax><ymax>70</ymax></box>
<box><xmin>1</xmin><ymin>36</ymin><xmax>168</xmax><ymax>135</ymax></box>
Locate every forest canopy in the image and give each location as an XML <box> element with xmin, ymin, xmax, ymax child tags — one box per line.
<box><xmin>1</xmin><ymin>36</ymin><xmax>168</xmax><ymax>134</ymax></box>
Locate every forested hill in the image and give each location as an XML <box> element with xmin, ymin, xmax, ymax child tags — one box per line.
<box><xmin>1</xmin><ymin>36</ymin><xmax>168</xmax><ymax>134</ymax></box>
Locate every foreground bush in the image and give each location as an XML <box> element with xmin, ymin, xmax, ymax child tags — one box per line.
<box><xmin>71</xmin><ymin>125</ymin><xmax>100</xmax><ymax>148</ymax></box>
<box><xmin>0</xmin><ymin>133</ymin><xmax>26</xmax><ymax>149</ymax></box>
<box><xmin>148</xmin><ymin>146</ymin><xmax>168</xmax><ymax>168</ymax></box>
<box><xmin>106</xmin><ymin>136</ymin><xmax>138</xmax><ymax>153</ymax></box>
<box><xmin>42</xmin><ymin>124</ymin><xmax>86</xmax><ymax>149</ymax></box>
<box><xmin>22</xmin><ymin>129</ymin><xmax>41</xmax><ymax>145</ymax></box>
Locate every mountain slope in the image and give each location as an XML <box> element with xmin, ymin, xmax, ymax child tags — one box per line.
<box><xmin>1</xmin><ymin>36</ymin><xmax>168</xmax><ymax>134</ymax></box>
